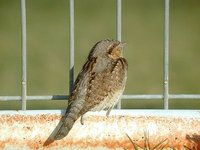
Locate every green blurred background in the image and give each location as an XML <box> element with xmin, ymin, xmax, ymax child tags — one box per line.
<box><xmin>0</xmin><ymin>0</ymin><xmax>200</xmax><ymax>110</ymax></box>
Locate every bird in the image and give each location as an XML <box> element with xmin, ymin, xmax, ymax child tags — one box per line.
<box><xmin>54</xmin><ymin>39</ymin><xmax>128</xmax><ymax>140</ymax></box>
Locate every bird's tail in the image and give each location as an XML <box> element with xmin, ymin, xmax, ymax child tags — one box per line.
<box><xmin>43</xmin><ymin>100</ymin><xmax>85</xmax><ymax>146</ymax></box>
<box><xmin>54</xmin><ymin>99</ymin><xmax>86</xmax><ymax>140</ymax></box>
<box><xmin>54</xmin><ymin>110</ymin><xmax>79</xmax><ymax>140</ymax></box>
<box><xmin>43</xmin><ymin>112</ymin><xmax>77</xmax><ymax>146</ymax></box>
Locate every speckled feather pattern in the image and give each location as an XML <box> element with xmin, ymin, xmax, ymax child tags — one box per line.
<box><xmin>54</xmin><ymin>39</ymin><xmax>128</xmax><ymax>140</ymax></box>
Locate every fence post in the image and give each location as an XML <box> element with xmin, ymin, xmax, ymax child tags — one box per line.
<box><xmin>69</xmin><ymin>0</ymin><xmax>75</xmax><ymax>95</ymax></box>
<box><xmin>116</xmin><ymin>0</ymin><xmax>122</xmax><ymax>109</ymax></box>
<box><xmin>20</xmin><ymin>0</ymin><xmax>27</xmax><ymax>110</ymax></box>
<box><xmin>163</xmin><ymin>0</ymin><xmax>170</xmax><ymax>109</ymax></box>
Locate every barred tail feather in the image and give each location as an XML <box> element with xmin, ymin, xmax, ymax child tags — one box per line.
<box><xmin>54</xmin><ymin>113</ymin><xmax>77</xmax><ymax>140</ymax></box>
<box><xmin>43</xmin><ymin>112</ymin><xmax>78</xmax><ymax>146</ymax></box>
<box><xmin>44</xmin><ymin>100</ymin><xmax>84</xmax><ymax>146</ymax></box>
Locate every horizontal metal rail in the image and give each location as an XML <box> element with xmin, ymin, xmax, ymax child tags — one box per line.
<box><xmin>0</xmin><ymin>94</ymin><xmax>200</xmax><ymax>101</ymax></box>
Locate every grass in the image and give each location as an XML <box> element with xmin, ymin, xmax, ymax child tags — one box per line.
<box><xmin>125</xmin><ymin>132</ymin><xmax>199</xmax><ymax>150</ymax></box>
<box><xmin>125</xmin><ymin>131</ymin><xmax>168</xmax><ymax>150</ymax></box>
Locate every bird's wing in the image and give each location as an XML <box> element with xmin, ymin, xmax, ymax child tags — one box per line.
<box><xmin>79</xmin><ymin>57</ymin><xmax>128</xmax><ymax>114</ymax></box>
<box><xmin>67</xmin><ymin>57</ymin><xmax>97</xmax><ymax>109</ymax></box>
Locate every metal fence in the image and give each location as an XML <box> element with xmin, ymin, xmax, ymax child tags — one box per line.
<box><xmin>0</xmin><ymin>0</ymin><xmax>200</xmax><ymax>111</ymax></box>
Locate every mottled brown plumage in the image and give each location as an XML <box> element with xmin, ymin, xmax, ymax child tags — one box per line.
<box><xmin>54</xmin><ymin>39</ymin><xmax>128</xmax><ymax>140</ymax></box>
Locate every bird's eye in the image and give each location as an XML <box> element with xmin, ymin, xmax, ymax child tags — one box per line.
<box><xmin>107</xmin><ymin>45</ymin><xmax>115</xmax><ymax>54</ymax></box>
<box><xmin>111</xmin><ymin>44</ymin><xmax>116</xmax><ymax>49</ymax></box>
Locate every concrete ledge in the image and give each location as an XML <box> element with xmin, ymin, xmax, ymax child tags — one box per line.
<box><xmin>0</xmin><ymin>110</ymin><xmax>200</xmax><ymax>149</ymax></box>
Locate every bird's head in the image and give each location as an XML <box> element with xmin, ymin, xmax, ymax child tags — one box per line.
<box><xmin>88</xmin><ymin>39</ymin><xmax>126</xmax><ymax>59</ymax></box>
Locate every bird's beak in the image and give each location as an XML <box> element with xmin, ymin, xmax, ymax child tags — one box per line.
<box><xmin>118</xmin><ymin>41</ymin><xmax>126</xmax><ymax>51</ymax></box>
<box><xmin>119</xmin><ymin>41</ymin><xmax>127</xmax><ymax>48</ymax></box>
<box><xmin>117</xmin><ymin>41</ymin><xmax>126</xmax><ymax>56</ymax></box>
<box><xmin>118</xmin><ymin>42</ymin><xmax>126</xmax><ymax>55</ymax></box>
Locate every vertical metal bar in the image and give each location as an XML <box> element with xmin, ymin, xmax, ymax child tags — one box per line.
<box><xmin>116</xmin><ymin>0</ymin><xmax>122</xmax><ymax>109</ymax></box>
<box><xmin>69</xmin><ymin>0</ymin><xmax>74</xmax><ymax>94</ymax></box>
<box><xmin>163</xmin><ymin>0</ymin><xmax>170</xmax><ymax>109</ymax></box>
<box><xmin>116</xmin><ymin>0</ymin><xmax>121</xmax><ymax>42</ymax></box>
<box><xmin>20</xmin><ymin>0</ymin><xmax>27</xmax><ymax>110</ymax></box>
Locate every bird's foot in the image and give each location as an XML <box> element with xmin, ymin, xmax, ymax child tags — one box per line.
<box><xmin>80</xmin><ymin>115</ymin><xmax>84</xmax><ymax>125</ymax></box>
<box><xmin>106</xmin><ymin>109</ymin><xmax>111</xmax><ymax>117</ymax></box>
